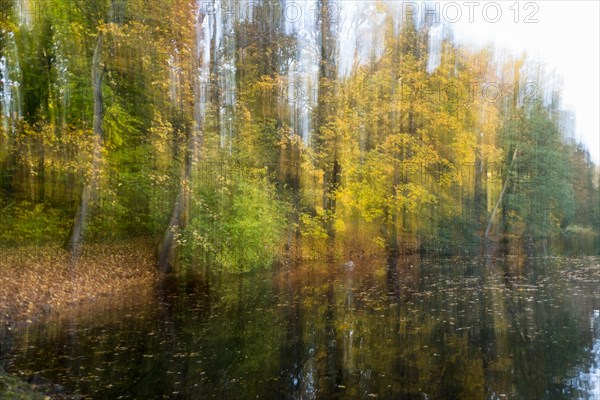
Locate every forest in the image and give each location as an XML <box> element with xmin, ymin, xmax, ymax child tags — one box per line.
<box><xmin>1</xmin><ymin>0</ymin><xmax>599</xmax><ymax>272</ymax></box>
<box><xmin>1</xmin><ymin>1</ymin><xmax>600</xmax><ymax>399</ymax></box>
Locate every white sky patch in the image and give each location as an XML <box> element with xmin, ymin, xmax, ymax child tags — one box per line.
<box><xmin>449</xmin><ymin>0</ymin><xmax>600</xmax><ymax>163</ymax></box>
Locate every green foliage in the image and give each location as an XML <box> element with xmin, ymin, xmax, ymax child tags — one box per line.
<box><xmin>0</xmin><ymin>0</ymin><xmax>597</xmax><ymax>264</ymax></box>
<box><xmin>102</xmin><ymin>101</ymin><xmax>142</xmax><ymax>148</ymax></box>
<box><xmin>421</xmin><ymin>215</ymin><xmax>482</xmax><ymax>255</ymax></box>
<box><xmin>501</xmin><ymin>105</ymin><xmax>576</xmax><ymax>238</ymax></box>
<box><xmin>568</xmin><ymin>144</ymin><xmax>600</xmax><ymax>230</ymax></box>
<box><xmin>182</xmin><ymin>165</ymin><xmax>287</xmax><ymax>272</ymax></box>
<box><xmin>300</xmin><ymin>207</ymin><xmax>331</xmax><ymax>240</ymax></box>
<box><xmin>0</xmin><ymin>201</ymin><xmax>71</xmax><ymax>246</ymax></box>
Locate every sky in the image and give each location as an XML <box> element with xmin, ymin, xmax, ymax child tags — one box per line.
<box><xmin>447</xmin><ymin>0</ymin><xmax>600</xmax><ymax>163</ymax></box>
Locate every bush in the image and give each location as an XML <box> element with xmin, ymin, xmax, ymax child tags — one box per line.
<box><xmin>0</xmin><ymin>201</ymin><xmax>71</xmax><ymax>246</ymax></box>
<box><xmin>182</xmin><ymin>166</ymin><xmax>287</xmax><ymax>272</ymax></box>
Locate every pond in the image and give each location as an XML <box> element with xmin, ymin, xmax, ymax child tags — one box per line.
<box><xmin>2</xmin><ymin>253</ymin><xmax>600</xmax><ymax>399</ymax></box>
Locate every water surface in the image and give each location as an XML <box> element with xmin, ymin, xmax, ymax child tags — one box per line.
<box><xmin>3</xmin><ymin>255</ymin><xmax>600</xmax><ymax>399</ymax></box>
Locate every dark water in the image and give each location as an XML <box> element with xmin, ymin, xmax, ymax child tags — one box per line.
<box><xmin>2</xmin><ymin>254</ymin><xmax>600</xmax><ymax>399</ymax></box>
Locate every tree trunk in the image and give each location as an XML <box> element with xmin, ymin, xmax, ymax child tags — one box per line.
<box><xmin>158</xmin><ymin>189</ymin><xmax>184</xmax><ymax>273</ymax></box>
<box><xmin>317</xmin><ymin>0</ymin><xmax>339</xmax><ymax>238</ymax></box>
<box><xmin>474</xmin><ymin>141</ymin><xmax>484</xmax><ymax>231</ymax></box>
<box><xmin>158</xmin><ymin>11</ymin><xmax>208</xmax><ymax>272</ymax></box>
<box><xmin>37</xmin><ymin>137</ymin><xmax>45</xmax><ymax>202</ymax></box>
<box><xmin>68</xmin><ymin>32</ymin><xmax>104</xmax><ymax>269</ymax></box>
<box><xmin>485</xmin><ymin>148</ymin><xmax>518</xmax><ymax>239</ymax></box>
<box><xmin>158</xmin><ymin>125</ymin><xmax>197</xmax><ymax>273</ymax></box>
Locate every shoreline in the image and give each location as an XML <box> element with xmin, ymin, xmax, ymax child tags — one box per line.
<box><xmin>1</xmin><ymin>240</ymin><xmax>159</xmax><ymax>399</ymax></box>
<box><xmin>0</xmin><ymin>240</ymin><xmax>158</xmax><ymax>325</ymax></box>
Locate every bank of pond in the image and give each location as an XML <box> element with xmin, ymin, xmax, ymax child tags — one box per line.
<box><xmin>0</xmin><ymin>238</ymin><xmax>599</xmax><ymax>399</ymax></box>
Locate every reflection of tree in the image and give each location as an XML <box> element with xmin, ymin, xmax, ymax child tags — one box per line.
<box><xmin>277</xmin><ymin>265</ymin><xmax>306</xmax><ymax>398</ymax></box>
<box><xmin>7</xmin><ymin>258</ymin><xmax>600</xmax><ymax>399</ymax></box>
<box><xmin>278</xmin><ymin>257</ymin><xmax>600</xmax><ymax>399</ymax></box>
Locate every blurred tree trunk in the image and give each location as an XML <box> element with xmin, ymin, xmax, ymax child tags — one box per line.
<box><xmin>68</xmin><ymin>32</ymin><xmax>104</xmax><ymax>269</ymax></box>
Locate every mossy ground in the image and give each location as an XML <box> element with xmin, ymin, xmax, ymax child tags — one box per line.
<box><xmin>0</xmin><ymin>371</ymin><xmax>46</xmax><ymax>400</ymax></box>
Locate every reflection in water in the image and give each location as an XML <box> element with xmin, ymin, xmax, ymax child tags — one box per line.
<box><xmin>2</xmin><ymin>256</ymin><xmax>600</xmax><ymax>399</ymax></box>
<box><xmin>574</xmin><ymin>309</ymin><xmax>600</xmax><ymax>398</ymax></box>
<box><xmin>592</xmin><ymin>311</ymin><xmax>600</xmax><ymax>397</ymax></box>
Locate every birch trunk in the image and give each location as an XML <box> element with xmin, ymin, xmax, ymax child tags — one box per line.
<box><xmin>68</xmin><ymin>32</ymin><xmax>104</xmax><ymax>269</ymax></box>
